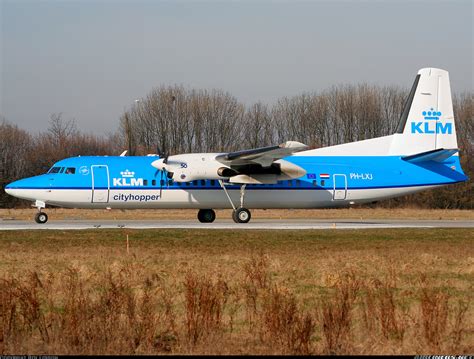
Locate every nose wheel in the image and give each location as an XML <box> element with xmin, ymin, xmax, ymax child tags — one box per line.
<box><xmin>35</xmin><ymin>212</ymin><xmax>48</xmax><ymax>224</ymax></box>
<box><xmin>33</xmin><ymin>200</ymin><xmax>48</xmax><ymax>224</ymax></box>
<box><xmin>197</xmin><ymin>209</ymin><xmax>216</xmax><ymax>223</ymax></box>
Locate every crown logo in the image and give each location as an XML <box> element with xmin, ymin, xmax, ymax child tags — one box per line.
<box><xmin>422</xmin><ymin>108</ymin><xmax>442</xmax><ymax>121</ymax></box>
<box><xmin>120</xmin><ymin>169</ymin><xmax>135</xmax><ymax>178</ymax></box>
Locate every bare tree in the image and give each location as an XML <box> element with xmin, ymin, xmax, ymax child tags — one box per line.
<box><xmin>48</xmin><ymin>113</ymin><xmax>78</xmax><ymax>149</ymax></box>
<box><xmin>242</xmin><ymin>102</ymin><xmax>274</xmax><ymax>148</ymax></box>
<box><xmin>0</xmin><ymin>120</ymin><xmax>32</xmax><ymax>206</ymax></box>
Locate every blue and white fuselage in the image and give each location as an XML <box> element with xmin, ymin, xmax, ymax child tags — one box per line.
<box><xmin>4</xmin><ymin>68</ymin><xmax>469</xmax><ymax>223</ymax></box>
<box><xmin>4</xmin><ymin>152</ymin><xmax>466</xmax><ymax>209</ymax></box>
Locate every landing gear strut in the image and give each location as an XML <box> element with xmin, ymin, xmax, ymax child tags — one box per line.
<box><xmin>197</xmin><ymin>209</ymin><xmax>216</xmax><ymax>223</ymax></box>
<box><xmin>219</xmin><ymin>181</ymin><xmax>251</xmax><ymax>223</ymax></box>
<box><xmin>33</xmin><ymin>200</ymin><xmax>48</xmax><ymax>224</ymax></box>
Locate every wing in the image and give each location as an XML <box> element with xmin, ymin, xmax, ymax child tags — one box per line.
<box><xmin>215</xmin><ymin>141</ymin><xmax>309</xmax><ymax>167</ymax></box>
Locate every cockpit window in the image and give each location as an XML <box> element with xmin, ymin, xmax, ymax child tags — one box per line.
<box><xmin>48</xmin><ymin>167</ymin><xmax>61</xmax><ymax>174</ymax></box>
<box><xmin>48</xmin><ymin>166</ymin><xmax>76</xmax><ymax>174</ymax></box>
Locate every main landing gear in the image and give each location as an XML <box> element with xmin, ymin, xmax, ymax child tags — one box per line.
<box><xmin>219</xmin><ymin>181</ymin><xmax>252</xmax><ymax>224</ymax></box>
<box><xmin>33</xmin><ymin>200</ymin><xmax>48</xmax><ymax>224</ymax></box>
<box><xmin>196</xmin><ymin>182</ymin><xmax>252</xmax><ymax>224</ymax></box>
<box><xmin>197</xmin><ymin>209</ymin><xmax>216</xmax><ymax>223</ymax></box>
<box><xmin>232</xmin><ymin>207</ymin><xmax>251</xmax><ymax>224</ymax></box>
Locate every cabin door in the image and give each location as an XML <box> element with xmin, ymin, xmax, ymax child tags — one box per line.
<box><xmin>91</xmin><ymin>165</ymin><xmax>110</xmax><ymax>203</ymax></box>
<box><xmin>333</xmin><ymin>174</ymin><xmax>347</xmax><ymax>200</ymax></box>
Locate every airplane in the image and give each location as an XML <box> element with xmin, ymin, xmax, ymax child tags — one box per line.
<box><xmin>4</xmin><ymin>68</ymin><xmax>468</xmax><ymax>224</ymax></box>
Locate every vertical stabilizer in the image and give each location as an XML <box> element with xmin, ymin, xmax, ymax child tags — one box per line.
<box><xmin>390</xmin><ymin>68</ymin><xmax>457</xmax><ymax>155</ymax></box>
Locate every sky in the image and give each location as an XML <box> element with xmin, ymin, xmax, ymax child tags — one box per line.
<box><xmin>0</xmin><ymin>0</ymin><xmax>472</xmax><ymax>135</ymax></box>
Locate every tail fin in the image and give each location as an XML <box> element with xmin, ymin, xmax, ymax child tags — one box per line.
<box><xmin>390</xmin><ymin>68</ymin><xmax>458</xmax><ymax>155</ymax></box>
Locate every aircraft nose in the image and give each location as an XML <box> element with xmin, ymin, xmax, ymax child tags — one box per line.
<box><xmin>4</xmin><ymin>183</ymin><xmax>13</xmax><ymax>195</ymax></box>
<box><xmin>4</xmin><ymin>178</ymin><xmax>35</xmax><ymax>199</ymax></box>
<box><xmin>4</xmin><ymin>180</ymin><xmax>21</xmax><ymax>195</ymax></box>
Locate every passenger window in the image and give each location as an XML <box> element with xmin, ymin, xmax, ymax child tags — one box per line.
<box><xmin>312</xmin><ymin>180</ymin><xmax>318</xmax><ymax>186</ymax></box>
<box><xmin>192</xmin><ymin>180</ymin><xmax>198</xmax><ymax>186</ymax></box>
<box><xmin>186</xmin><ymin>182</ymin><xmax>191</xmax><ymax>186</ymax></box>
<box><xmin>200</xmin><ymin>180</ymin><xmax>206</xmax><ymax>186</ymax></box>
<box><xmin>296</xmin><ymin>180</ymin><xmax>301</xmax><ymax>186</ymax></box>
<box><xmin>321</xmin><ymin>180</ymin><xmax>325</xmax><ymax>186</ymax></box>
<box><xmin>160</xmin><ymin>179</ymin><xmax>165</xmax><ymax>186</ymax></box>
<box><xmin>210</xmin><ymin>180</ymin><xmax>216</xmax><ymax>186</ymax></box>
<box><xmin>168</xmin><ymin>179</ymin><xmax>173</xmax><ymax>186</ymax></box>
<box><xmin>143</xmin><ymin>179</ymin><xmax>148</xmax><ymax>186</ymax></box>
<box><xmin>288</xmin><ymin>180</ymin><xmax>292</xmax><ymax>186</ymax></box>
<box><xmin>152</xmin><ymin>180</ymin><xmax>156</xmax><ymax>186</ymax></box>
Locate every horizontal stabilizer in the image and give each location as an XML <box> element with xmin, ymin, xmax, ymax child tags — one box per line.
<box><xmin>401</xmin><ymin>148</ymin><xmax>458</xmax><ymax>163</ymax></box>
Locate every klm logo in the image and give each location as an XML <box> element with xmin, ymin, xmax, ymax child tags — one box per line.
<box><xmin>113</xmin><ymin>169</ymin><xmax>144</xmax><ymax>186</ymax></box>
<box><xmin>411</xmin><ymin>109</ymin><xmax>452</xmax><ymax>134</ymax></box>
<box><xmin>113</xmin><ymin>178</ymin><xmax>144</xmax><ymax>186</ymax></box>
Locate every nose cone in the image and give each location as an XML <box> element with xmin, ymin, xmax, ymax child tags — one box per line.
<box><xmin>151</xmin><ymin>158</ymin><xmax>165</xmax><ymax>170</ymax></box>
<box><xmin>4</xmin><ymin>177</ymin><xmax>39</xmax><ymax>200</ymax></box>
<box><xmin>4</xmin><ymin>183</ymin><xmax>13</xmax><ymax>195</ymax></box>
<box><xmin>4</xmin><ymin>180</ymin><xmax>23</xmax><ymax>195</ymax></box>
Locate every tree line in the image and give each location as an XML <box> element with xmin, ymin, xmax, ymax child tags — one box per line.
<box><xmin>1</xmin><ymin>84</ymin><xmax>472</xmax><ymax>208</ymax></box>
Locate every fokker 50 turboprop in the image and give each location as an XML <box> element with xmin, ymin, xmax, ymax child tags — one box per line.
<box><xmin>5</xmin><ymin>68</ymin><xmax>468</xmax><ymax>224</ymax></box>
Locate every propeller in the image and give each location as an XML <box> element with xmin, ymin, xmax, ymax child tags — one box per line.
<box><xmin>156</xmin><ymin>146</ymin><xmax>169</xmax><ymax>164</ymax></box>
<box><xmin>153</xmin><ymin>146</ymin><xmax>171</xmax><ymax>198</ymax></box>
<box><xmin>152</xmin><ymin>167</ymin><xmax>163</xmax><ymax>198</ymax></box>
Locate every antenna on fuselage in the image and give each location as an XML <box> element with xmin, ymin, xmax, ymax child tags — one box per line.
<box><xmin>120</xmin><ymin>150</ymin><xmax>128</xmax><ymax>157</ymax></box>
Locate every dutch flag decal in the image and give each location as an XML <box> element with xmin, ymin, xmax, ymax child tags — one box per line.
<box><xmin>319</xmin><ymin>173</ymin><xmax>330</xmax><ymax>179</ymax></box>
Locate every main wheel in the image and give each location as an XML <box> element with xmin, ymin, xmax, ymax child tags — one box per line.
<box><xmin>197</xmin><ymin>209</ymin><xmax>216</xmax><ymax>223</ymax></box>
<box><xmin>232</xmin><ymin>207</ymin><xmax>251</xmax><ymax>223</ymax></box>
<box><xmin>35</xmin><ymin>212</ymin><xmax>48</xmax><ymax>224</ymax></box>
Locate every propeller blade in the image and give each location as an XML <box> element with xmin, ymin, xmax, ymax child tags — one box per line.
<box><xmin>156</xmin><ymin>146</ymin><xmax>169</xmax><ymax>164</ymax></box>
<box><xmin>159</xmin><ymin>169</ymin><xmax>164</xmax><ymax>198</ymax></box>
<box><xmin>153</xmin><ymin>145</ymin><xmax>171</xmax><ymax>199</ymax></box>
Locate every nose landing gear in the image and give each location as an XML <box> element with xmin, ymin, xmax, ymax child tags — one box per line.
<box><xmin>35</xmin><ymin>212</ymin><xmax>48</xmax><ymax>224</ymax></box>
<box><xmin>33</xmin><ymin>200</ymin><xmax>48</xmax><ymax>224</ymax></box>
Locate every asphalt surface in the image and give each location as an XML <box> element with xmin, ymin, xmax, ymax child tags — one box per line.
<box><xmin>0</xmin><ymin>218</ymin><xmax>473</xmax><ymax>230</ymax></box>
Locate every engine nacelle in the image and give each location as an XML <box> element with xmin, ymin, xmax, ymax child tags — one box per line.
<box><xmin>217</xmin><ymin>167</ymin><xmax>239</xmax><ymax>177</ymax></box>
<box><xmin>228</xmin><ymin>160</ymin><xmax>306</xmax><ymax>184</ymax></box>
<box><xmin>152</xmin><ymin>153</ymin><xmax>234</xmax><ymax>182</ymax></box>
<box><xmin>151</xmin><ymin>155</ymin><xmax>306</xmax><ymax>183</ymax></box>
